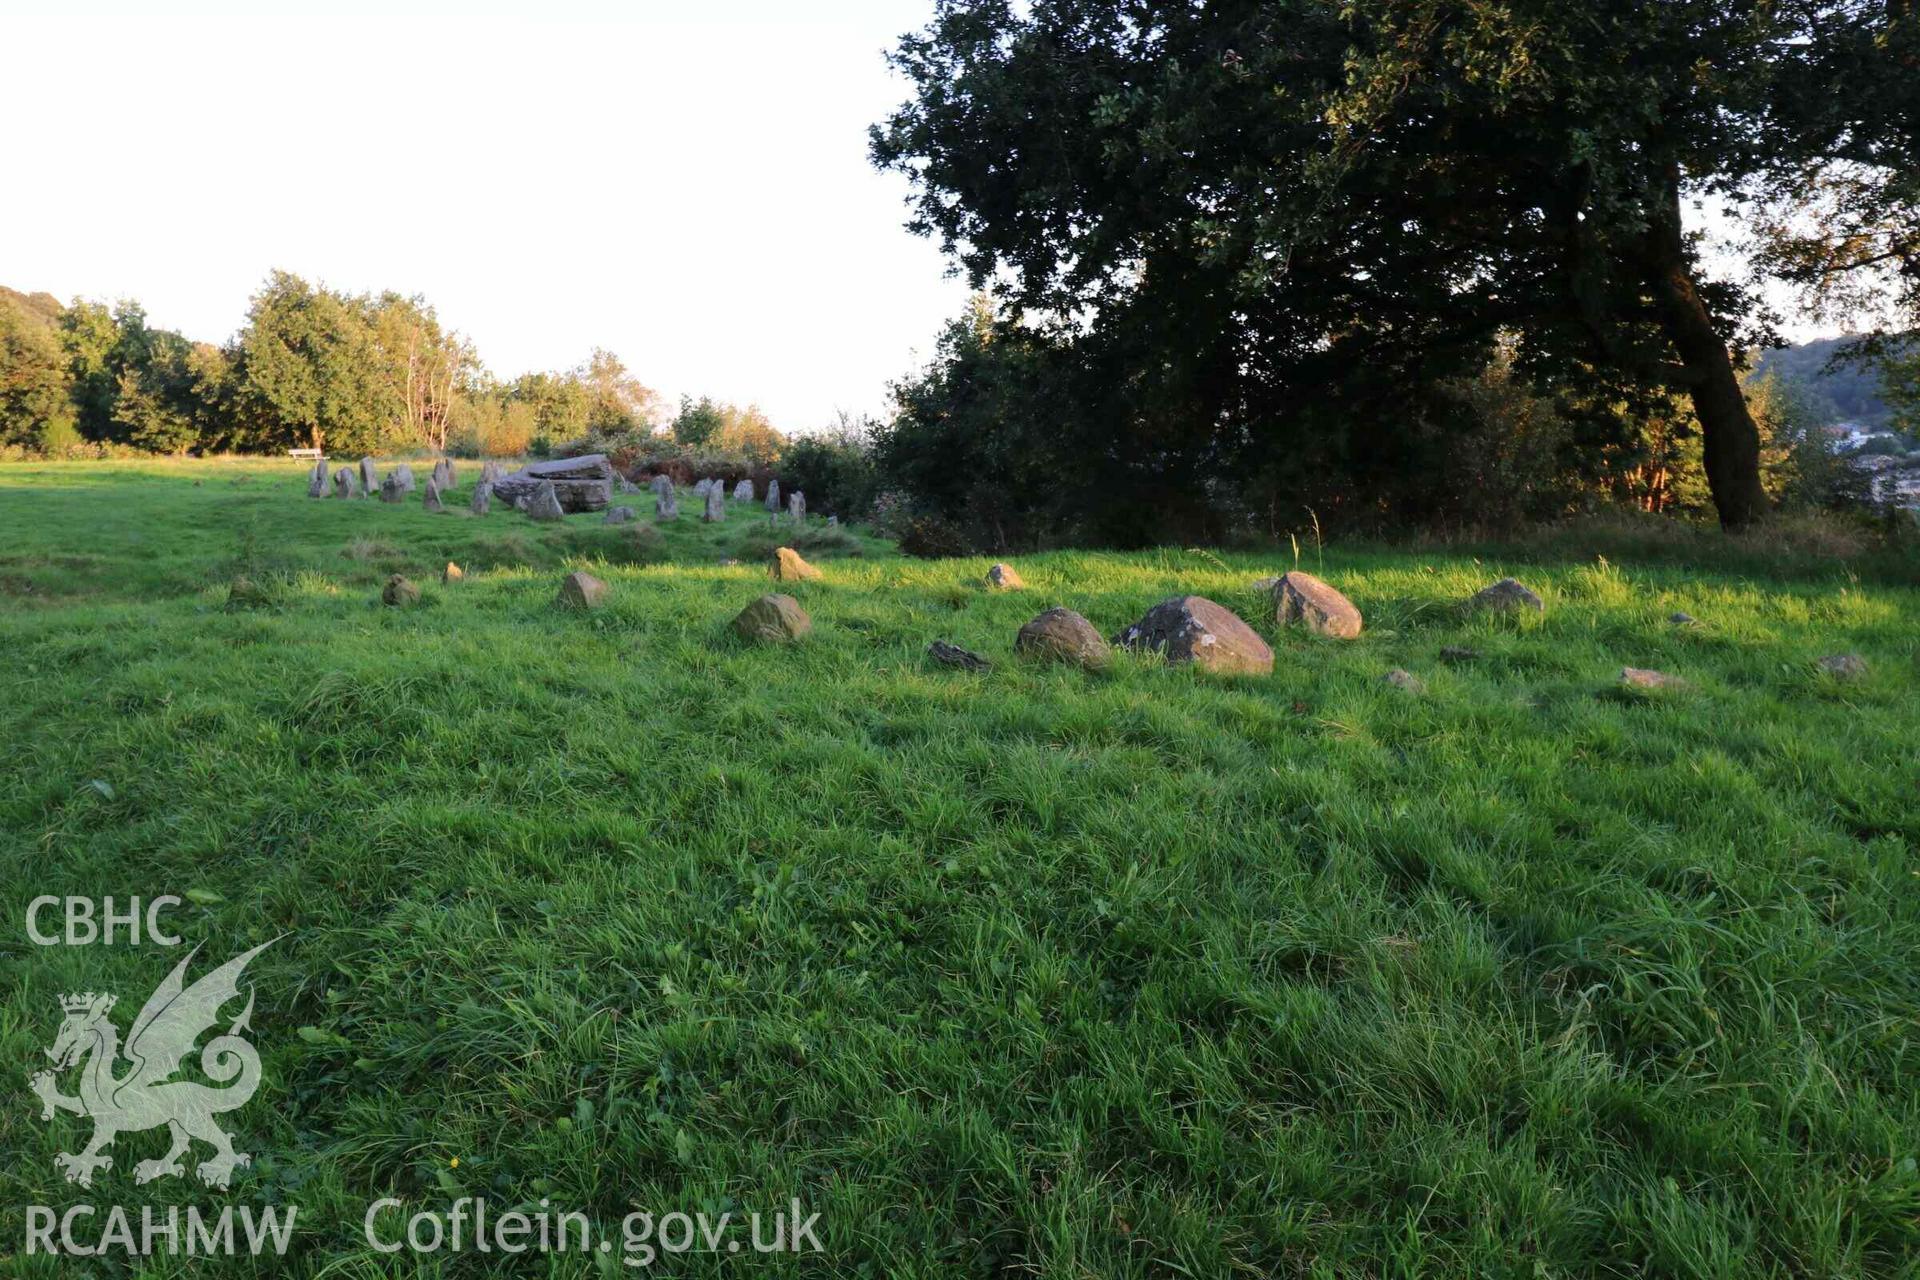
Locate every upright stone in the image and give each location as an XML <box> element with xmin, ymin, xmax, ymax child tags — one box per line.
<box><xmin>694</xmin><ymin>478</ymin><xmax>713</xmax><ymax>498</ymax></box>
<box><xmin>1114</xmin><ymin>596</ymin><xmax>1273</xmax><ymax>675</ymax></box>
<box><xmin>359</xmin><ymin>456</ymin><xmax>377</xmax><ymax>494</ymax></box>
<box><xmin>525</xmin><ymin>479</ymin><xmax>565</xmax><ymax>522</ymax></box>
<box><xmin>704</xmin><ymin>486</ymin><xmax>725</xmax><ymax>522</ymax></box>
<box><xmin>651</xmin><ymin>474</ymin><xmax>674</xmax><ymax>499</ymax></box>
<box><xmin>734</xmin><ymin>479</ymin><xmax>754</xmax><ymax>502</ymax></box>
<box><xmin>656</xmin><ymin>489</ymin><xmax>680</xmax><ymax>521</ymax></box>
<box><xmin>471</xmin><ymin>482</ymin><xmax>491</xmax><ymax>514</ymax></box>
<box><xmin>395</xmin><ymin>463</ymin><xmax>416</xmax><ymax>493</ymax></box>
<box><xmin>381</xmin><ymin>574</ymin><xmax>419</xmax><ymax>606</ymax></box>
<box><xmin>788</xmin><ymin>491</ymin><xmax>806</xmax><ymax>525</ymax></box>
<box><xmin>440</xmin><ymin>459</ymin><xmax>457</xmax><ymax>489</ymax></box>
<box><xmin>333</xmin><ymin>467</ymin><xmax>360</xmax><ymax>499</ymax></box>
<box><xmin>380</xmin><ymin>474</ymin><xmax>404</xmax><ymax>503</ymax></box>
<box><xmin>1268</xmin><ymin>571</ymin><xmax>1363</xmax><ymax>639</ymax></box>
<box><xmin>770</xmin><ymin>546</ymin><xmax>821</xmax><ymax>581</ymax></box>
<box><xmin>604</xmin><ymin>505</ymin><xmax>636</xmax><ymax>524</ymax></box>
<box><xmin>423</xmin><ymin>480</ymin><xmax>445</xmax><ymax>513</ymax></box>
<box><xmin>765</xmin><ymin>478</ymin><xmax>781</xmax><ymax>512</ymax></box>
<box><xmin>307</xmin><ymin>457</ymin><xmax>328</xmax><ymax>498</ymax></box>
<box><xmin>442</xmin><ymin>562</ymin><xmax>464</xmax><ymax>584</ymax></box>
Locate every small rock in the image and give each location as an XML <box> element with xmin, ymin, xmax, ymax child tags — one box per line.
<box><xmin>1620</xmin><ymin>666</ymin><xmax>1686</xmax><ymax>691</ymax></box>
<box><xmin>985</xmin><ymin>563</ymin><xmax>1026</xmax><ymax>591</ymax></box>
<box><xmin>771</xmin><ymin>547</ymin><xmax>821</xmax><ymax>581</ymax></box>
<box><xmin>618</xmin><ymin>477</ymin><xmax>639</xmax><ymax>495</ymax></box>
<box><xmin>525</xmin><ymin>480</ymin><xmax>565</xmax><ymax>522</ymax></box>
<box><xmin>718</xmin><ymin>557</ymin><xmax>741</xmax><ymax>567</ymax></box>
<box><xmin>732</xmin><ymin>593</ymin><xmax>811</xmax><ymax>643</ymax></box>
<box><xmin>1465</xmin><ymin>577</ymin><xmax>1544</xmax><ymax>614</ymax></box>
<box><xmin>1382</xmin><ymin>668</ymin><xmax>1426</xmax><ymax>694</ymax></box>
<box><xmin>1014</xmin><ymin>608</ymin><xmax>1110</xmax><ymax>670</ymax></box>
<box><xmin>442</xmin><ymin>562</ymin><xmax>463</xmax><ymax>584</ymax></box>
<box><xmin>1269</xmin><ymin>570</ymin><xmax>1362</xmax><ymax>639</ymax></box>
<box><xmin>381</xmin><ymin>574</ymin><xmax>420</xmax><ymax>607</ymax></box>
<box><xmin>1669</xmin><ymin>611</ymin><xmax>1698</xmax><ymax>627</ymax></box>
<box><xmin>928</xmin><ymin>640</ymin><xmax>991</xmax><ymax>671</ymax></box>
<box><xmin>226</xmin><ymin>575</ymin><xmax>269</xmax><ymax>608</ymax></box>
<box><xmin>1440</xmin><ymin>646</ymin><xmax>1480</xmax><ymax>663</ymax></box>
<box><xmin>1113</xmin><ymin>596</ymin><xmax>1273</xmax><ymax>675</ymax></box>
<box><xmin>556</xmin><ymin>571</ymin><xmax>608</xmax><ymax>610</ymax></box>
<box><xmin>604</xmin><ymin>505</ymin><xmax>636</xmax><ymax>525</ymax></box>
<box><xmin>1816</xmin><ymin>653</ymin><xmax>1868</xmax><ymax>679</ymax></box>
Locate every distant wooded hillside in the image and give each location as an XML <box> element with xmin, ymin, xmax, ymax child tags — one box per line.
<box><xmin>1754</xmin><ymin>337</ymin><xmax>1900</xmax><ymax>429</ymax></box>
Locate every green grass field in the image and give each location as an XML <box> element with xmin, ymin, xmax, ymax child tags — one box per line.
<box><xmin>2</xmin><ymin>459</ymin><xmax>1917</xmax><ymax>1277</ymax></box>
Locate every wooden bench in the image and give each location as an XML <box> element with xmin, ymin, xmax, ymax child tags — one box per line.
<box><xmin>287</xmin><ymin>448</ymin><xmax>326</xmax><ymax>461</ymax></box>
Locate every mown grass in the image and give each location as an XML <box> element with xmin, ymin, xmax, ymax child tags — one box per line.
<box><xmin>1</xmin><ymin>458</ymin><xmax>1916</xmax><ymax>1278</ymax></box>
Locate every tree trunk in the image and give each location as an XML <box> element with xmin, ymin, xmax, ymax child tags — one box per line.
<box><xmin>1643</xmin><ymin>171</ymin><xmax>1768</xmax><ymax>529</ymax></box>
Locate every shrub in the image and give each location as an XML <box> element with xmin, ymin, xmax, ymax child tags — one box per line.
<box><xmin>732</xmin><ymin>525</ymin><xmax>863</xmax><ymax>560</ymax></box>
<box><xmin>893</xmin><ymin>513</ymin><xmax>976</xmax><ymax>559</ymax></box>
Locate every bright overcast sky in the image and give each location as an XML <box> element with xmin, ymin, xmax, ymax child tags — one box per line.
<box><xmin>3</xmin><ymin>0</ymin><xmax>972</xmax><ymax>432</ymax></box>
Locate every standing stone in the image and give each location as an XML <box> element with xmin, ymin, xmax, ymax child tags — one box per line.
<box><xmin>471</xmin><ymin>482</ymin><xmax>491</xmax><ymax>514</ymax></box>
<box><xmin>1114</xmin><ymin>596</ymin><xmax>1273</xmax><ymax>675</ymax></box>
<box><xmin>985</xmin><ymin>563</ymin><xmax>1026</xmax><ymax>591</ymax></box>
<box><xmin>556</xmin><ymin>571</ymin><xmax>608</xmax><ymax>610</ymax></box>
<box><xmin>333</xmin><ymin>467</ymin><xmax>360</xmax><ymax>499</ymax></box>
<box><xmin>1465</xmin><ymin>577</ymin><xmax>1544</xmax><ymax>614</ymax></box>
<box><xmin>1267</xmin><ymin>571</ymin><xmax>1363</xmax><ymax>639</ymax></box>
<box><xmin>395</xmin><ymin>464</ymin><xmax>416</xmax><ymax>493</ymax></box>
<box><xmin>694</xmin><ymin>478</ymin><xmax>712</xmax><ymax>498</ymax></box>
<box><xmin>423</xmin><ymin>479</ymin><xmax>445</xmax><ymax>513</ymax></box>
<box><xmin>359</xmin><ymin>456</ymin><xmax>377</xmax><ymax>494</ymax></box>
<box><xmin>307</xmin><ymin>457</ymin><xmax>328</xmax><ymax>498</ymax></box>
<box><xmin>770</xmin><ymin>546</ymin><xmax>821</xmax><ymax>581</ymax></box>
<box><xmin>704</xmin><ymin>486</ymin><xmax>725</xmax><ymax>522</ymax></box>
<box><xmin>656</xmin><ymin>489</ymin><xmax>679</xmax><ymax>521</ymax></box>
<box><xmin>380</xmin><ymin>474</ymin><xmax>404</xmax><ymax>503</ymax></box>
<box><xmin>650</xmin><ymin>474</ymin><xmax>674</xmax><ymax>499</ymax></box>
<box><xmin>525</xmin><ymin>479</ymin><xmax>565</xmax><ymax>522</ymax></box>
<box><xmin>827</xmin><ymin>515</ymin><xmax>838</xmax><ymax>527</ymax></box>
<box><xmin>618</xmin><ymin>476</ymin><xmax>639</xmax><ymax>495</ymax></box>
<box><xmin>734</xmin><ymin>479</ymin><xmax>754</xmax><ymax>502</ymax></box>
<box><xmin>788</xmin><ymin>491</ymin><xmax>806</xmax><ymax>525</ymax></box>
<box><xmin>765</xmin><ymin>478</ymin><xmax>781</xmax><ymax>512</ymax></box>
<box><xmin>732</xmin><ymin>594</ymin><xmax>811</xmax><ymax>643</ymax></box>
<box><xmin>381</xmin><ymin>574</ymin><xmax>419</xmax><ymax>606</ymax></box>
<box><xmin>441</xmin><ymin>459</ymin><xmax>457</xmax><ymax>489</ymax></box>
<box><xmin>442</xmin><ymin>562</ymin><xmax>464</xmax><ymax>584</ymax></box>
<box><xmin>604</xmin><ymin>505</ymin><xmax>636</xmax><ymax>524</ymax></box>
<box><xmin>1015</xmin><ymin>608</ymin><xmax>1110</xmax><ymax>670</ymax></box>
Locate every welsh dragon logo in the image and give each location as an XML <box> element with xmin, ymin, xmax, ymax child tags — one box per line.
<box><xmin>29</xmin><ymin>940</ymin><xmax>274</xmax><ymax>1188</ymax></box>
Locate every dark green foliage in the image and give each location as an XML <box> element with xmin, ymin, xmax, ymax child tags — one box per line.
<box><xmin>778</xmin><ymin>417</ymin><xmax>881</xmax><ymax>519</ymax></box>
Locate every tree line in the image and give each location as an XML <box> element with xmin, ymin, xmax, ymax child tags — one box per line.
<box><xmin>0</xmin><ymin>273</ymin><xmax>787</xmax><ymax>463</ymax></box>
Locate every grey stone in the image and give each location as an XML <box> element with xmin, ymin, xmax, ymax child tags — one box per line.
<box><xmin>734</xmin><ymin>479</ymin><xmax>754</xmax><ymax>502</ymax></box>
<box><xmin>471</xmin><ymin>482</ymin><xmax>491</xmax><ymax>514</ymax></box>
<box><xmin>705</xmin><ymin>486</ymin><xmax>725</xmax><ymax>522</ymax></box>
<box><xmin>1466</xmin><ymin>577</ymin><xmax>1544</xmax><ymax>614</ymax></box>
<box><xmin>1269</xmin><ymin>571</ymin><xmax>1362</xmax><ymax>638</ymax></box>
<box><xmin>492</xmin><ymin>454</ymin><xmax>613</xmax><ymax>512</ymax></box>
<box><xmin>650</xmin><ymin>474</ymin><xmax>674</xmax><ymax>499</ymax></box>
<box><xmin>732</xmin><ymin>593</ymin><xmax>811</xmax><ymax>643</ymax></box>
<box><xmin>788</xmin><ymin>491</ymin><xmax>806</xmax><ymax>524</ymax></box>
<box><xmin>1816</xmin><ymin>653</ymin><xmax>1868</xmax><ymax>679</ymax></box>
<box><xmin>394</xmin><ymin>464</ymin><xmax>415</xmax><ymax>493</ymax></box>
<box><xmin>380</xmin><ymin>474</ymin><xmax>404</xmax><ymax>503</ymax></box>
<box><xmin>694</xmin><ymin>478</ymin><xmax>713</xmax><ymax>498</ymax></box>
<box><xmin>656</xmin><ymin>489</ymin><xmax>679</xmax><ymax>521</ymax></box>
<box><xmin>1114</xmin><ymin>596</ymin><xmax>1273</xmax><ymax>675</ymax></box>
<box><xmin>423</xmin><ymin>480</ymin><xmax>445</xmax><ymax>513</ymax></box>
<box><xmin>765</xmin><ymin>478</ymin><xmax>781</xmax><ymax>512</ymax></box>
<box><xmin>827</xmin><ymin>515</ymin><xmax>838</xmax><ymax>527</ymax></box>
<box><xmin>307</xmin><ymin>457</ymin><xmax>328</xmax><ymax>498</ymax></box>
<box><xmin>1383</xmin><ymin>668</ymin><xmax>1426</xmax><ymax>694</ymax></box>
<box><xmin>928</xmin><ymin>640</ymin><xmax>991</xmax><ymax>672</ymax></box>
<box><xmin>1669</xmin><ymin>611</ymin><xmax>1698</xmax><ymax>627</ymax></box>
<box><xmin>604</xmin><ymin>505</ymin><xmax>636</xmax><ymax>524</ymax></box>
<box><xmin>359</xmin><ymin>456</ymin><xmax>377</xmax><ymax>494</ymax></box>
<box><xmin>525</xmin><ymin>480</ymin><xmax>565</xmax><ymax>522</ymax></box>
<box><xmin>381</xmin><ymin>574</ymin><xmax>419</xmax><ymax>607</ymax></box>
<box><xmin>556</xmin><ymin>571</ymin><xmax>608</xmax><ymax>610</ymax></box>
<box><xmin>333</xmin><ymin>467</ymin><xmax>360</xmax><ymax>499</ymax></box>
<box><xmin>1015</xmin><ymin>608</ymin><xmax>1110</xmax><ymax>670</ymax></box>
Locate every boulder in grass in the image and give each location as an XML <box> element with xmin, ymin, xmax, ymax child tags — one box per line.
<box><xmin>1816</xmin><ymin>653</ymin><xmax>1868</xmax><ymax>679</ymax></box>
<box><xmin>1114</xmin><ymin>595</ymin><xmax>1273</xmax><ymax>675</ymax></box>
<box><xmin>732</xmin><ymin>593</ymin><xmax>811</xmax><ymax>643</ymax></box>
<box><xmin>442</xmin><ymin>562</ymin><xmax>464</xmax><ymax>584</ymax></box>
<box><xmin>1014</xmin><ymin>607</ymin><xmax>1110</xmax><ymax>671</ymax></box>
<box><xmin>524</xmin><ymin>480</ymin><xmax>565</xmax><ymax>523</ymax></box>
<box><xmin>1669</xmin><ymin>611</ymin><xmax>1699</xmax><ymax>627</ymax></box>
<box><xmin>1619</xmin><ymin>666</ymin><xmax>1686</xmax><ymax>692</ymax></box>
<box><xmin>1465</xmin><ymin>577</ymin><xmax>1544</xmax><ymax>615</ymax></box>
<box><xmin>333</xmin><ymin>467</ymin><xmax>359</xmax><ymax>499</ymax></box>
<box><xmin>770</xmin><ymin>546</ymin><xmax>821</xmax><ymax>581</ymax></box>
<box><xmin>1382</xmin><ymin>668</ymin><xmax>1426</xmax><ymax>694</ymax></box>
<box><xmin>604</xmin><ymin>505</ymin><xmax>636</xmax><ymax>525</ymax></box>
<box><xmin>556</xmin><ymin>571</ymin><xmax>608</xmax><ymax>610</ymax></box>
<box><xmin>491</xmin><ymin>454</ymin><xmax>613</xmax><ymax>513</ymax></box>
<box><xmin>1268</xmin><ymin>571</ymin><xmax>1362</xmax><ymax>638</ymax></box>
<box><xmin>928</xmin><ymin>640</ymin><xmax>992</xmax><ymax>672</ymax></box>
<box><xmin>985</xmin><ymin>563</ymin><xmax>1026</xmax><ymax>591</ymax></box>
<box><xmin>381</xmin><ymin>574</ymin><xmax>420</xmax><ymax>607</ymax></box>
